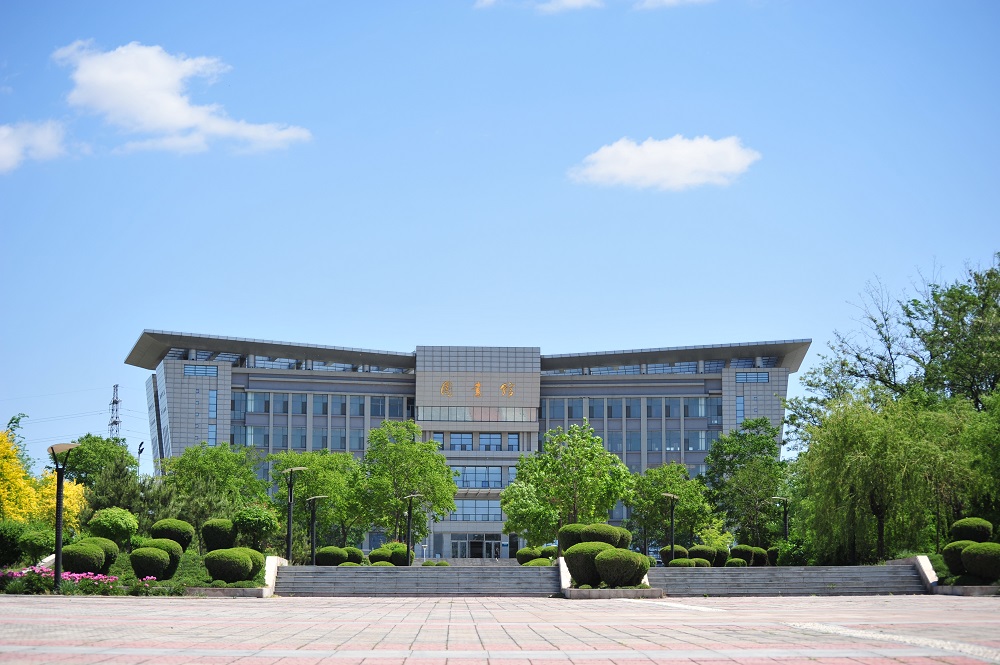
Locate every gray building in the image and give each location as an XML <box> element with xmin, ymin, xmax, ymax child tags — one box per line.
<box><xmin>126</xmin><ymin>330</ymin><xmax>810</xmax><ymax>558</ymax></box>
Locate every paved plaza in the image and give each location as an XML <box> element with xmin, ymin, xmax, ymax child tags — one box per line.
<box><xmin>1</xmin><ymin>594</ymin><xmax>998</xmax><ymax>665</ymax></box>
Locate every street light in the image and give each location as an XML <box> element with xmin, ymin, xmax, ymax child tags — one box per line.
<box><xmin>282</xmin><ymin>467</ymin><xmax>308</xmax><ymax>561</ymax></box>
<box><xmin>48</xmin><ymin>443</ymin><xmax>81</xmax><ymax>592</ymax></box>
<box><xmin>771</xmin><ymin>496</ymin><xmax>789</xmax><ymax>541</ymax></box>
<box><xmin>662</xmin><ymin>492</ymin><xmax>679</xmax><ymax>564</ymax></box>
<box><xmin>403</xmin><ymin>493</ymin><xmax>423</xmax><ymax>567</ymax></box>
<box><xmin>306</xmin><ymin>495</ymin><xmax>328</xmax><ymax>565</ymax></box>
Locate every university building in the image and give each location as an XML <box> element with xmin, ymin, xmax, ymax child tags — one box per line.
<box><xmin>126</xmin><ymin>330</ymin><xmax>810</xmax><ymax>558</ymax></box>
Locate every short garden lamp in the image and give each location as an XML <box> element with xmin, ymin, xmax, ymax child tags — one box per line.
<box><xmin>48</xmin><ymin>442</ymin><xmax>81</xmax><ymax>592</ymax></box>
<box><xmin>663</xmin><ymin>492</ymin><xmax>679</xmax><ymax>563</ymax></box>
<box><xmin>306</xmin><ymin>495</ymin><xmax>328</xmax><ymax>566</ymax></box>
<box><xmin>282</xmin><ymin>467</ymin><xmax>308</xmax><ymax>562</ymax></box>
<box><xmin>772</xmin><ymin>496</ymin><xmax>789</xmax><ymax>540</ymax></box>
<box><xmin>403</xmin><ymin>493</ymin><xmax>423</xmax><ymax>567</ymax></box>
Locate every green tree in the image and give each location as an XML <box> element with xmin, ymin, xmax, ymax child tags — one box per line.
<box><xmin>625</xmin><ymin>462</ymin><xmax>713</xmax><ymax>553</ymax></box>
<box><xmin>5</xmin><ymin>414</ymin><xmax>32</xmax><ymax>476</ymax></box>
<box><xmin>364</xmin><ymin>420</ymin><xmax>457</xmax><ymax>542</ymax></box>
<box><xmin>497</xmin><ymin>481</ymin><xmax>558</xmax><ymax>547</ymax></box>
<box><xmin>161</xmin><ymin>442</ymin><xmax>268</xmax><ymax>507</ymax></box>
<box><xmin>59</xmin><ymin>434</ymin><xmax>137</xmax><ymax>488</ymax></box>
<box><xmin>85</xmin><ymin>454</ymin><xmax>140</xmax><ymax>514</ymax></box>
<box><xmin>0</xmin><ymin>429</ymin><xmax>37</xmax><ymax>522</ymax></box>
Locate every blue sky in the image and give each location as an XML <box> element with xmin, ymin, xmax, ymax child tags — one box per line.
<box><xmin>1</xmin><ymin>1</ymin><xmax>997</xmax><ymax>474</ymax></box>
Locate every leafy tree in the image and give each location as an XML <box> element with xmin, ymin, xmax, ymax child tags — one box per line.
<box><xmin>175</xmin><ymin>474</ymin><xmax>235</xmax><ymax>554</ymax></box>
<box><xmin>161</xmin><ymin>442</ymin><xmax>268</xmax><ymax>508</ymax></box>
<box><xmin>498</xmin><ymin>481</ymin><xmax>558</xmax><ymax>547</ymax></box>
<box><xmin>85</xmin><ymin>454</ymin><xmax>140</xmax><ymax>513</ymax></box>
<box><xmin>32</xmin><ymin>470</ymin><xmax>88</xmax><ymax>533</ymax></box>
<box><xmin>134</xmin><ymin>475</ymin><xmax>177</xmax><ymax>536</ymax></box>
<box><xmin>624</xmin><ymin>463</ymin><xmax>713</xmax><ymax>553</ymax></box>
<box><xmin>0</xmin><ymin>430</ymin><xmax>37</xmax><ymax>522</ymax></box>
<box><xmin>58</xmin><ymin>434</ymin><xmax>137</xmax><ymax>488</ymax></box>
<box><xmin>5</xmin><ymin>414</ymin><xmax>32</xmax><ymax>476</ymax></box>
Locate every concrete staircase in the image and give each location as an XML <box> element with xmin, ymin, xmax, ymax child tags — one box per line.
<box><xmin>647</xmin><ymin>565</ymin><xmax>927</xmax><ymax>597</ymax></box>
<box><xmin>273</xmin><ymin>564</ymin><xmax>561</xmax><ymax>597</ymax></box>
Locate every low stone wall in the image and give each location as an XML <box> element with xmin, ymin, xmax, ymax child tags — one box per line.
<box><xmin>564</xmin><ymin>587</ymin><xmax>663</xmax><ymax>599</ymax></box>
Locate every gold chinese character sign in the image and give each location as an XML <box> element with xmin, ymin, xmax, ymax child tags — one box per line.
<box><xmin>500</xmin><ymin>382</ymin><xmax>515</xmax><ymax>397</ymax></box>
<box><xmin>440</xmin><ymin>381</ymin><xmax>453</xmax><ymax>397</ymax></box>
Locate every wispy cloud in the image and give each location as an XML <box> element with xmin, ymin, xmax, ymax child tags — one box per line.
<box><xmin>634</xmin><ymin>0</ymin><xmax>713</xmax><ymax>9</ymax></box>
<box><xmin>537</xmin><ymin>0</ymin><xmax>603</xmax><ymax>13</ymax></box>
<box><xmin>569</xmin><ymin>135</ymin><xmax>761</xmax><ymax>191</ymax></box>
<box><xmin>0</xmin><ymin>121</ymin><xmax>65</xmax><ymax>174</ymax></box>
<box><xmin>52</xmin><ymin>40</ymin><xmax>311</xmax><ymax>154</ymax></box>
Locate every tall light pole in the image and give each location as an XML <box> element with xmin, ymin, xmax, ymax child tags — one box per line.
<box><xmin>663</xmin><ymin>492</ymin><xmax>678</xmax><ymax>563</ymax></box>
<box><xmin>306</xmin><ymin>495</ymin><xmax>328</xmax><ymax>565</ymax></box>
<box><xmin>771</xmin><ymin>496</ymin><xmax>789</xmax><ymax>541</ymax></box>
<box><xmin>282</xmin><ymin>467</ymin><xmax>307</xmax><ymax>562</ymax></box>
<box><xmin>48</xmin><ymin>443</ymin><xmax>80</xmax><ymax>593</ymax></box>
<box><xmin>403</xmin><ymin>493</ymin><xmax>422</xmax><ymax>567</ymax></box>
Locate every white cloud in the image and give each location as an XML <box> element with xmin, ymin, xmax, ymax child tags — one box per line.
<box><xmin>52</xmin><ymin>40</ymin><xmax>311</xmax><ymax>153</ymax></box>
<box><xmin>537</xmin><ymin>0</ymin><xmax>603</xmax><ymax>12</ymax></box>
<box><xmin>473</xmin><ymin>0</ymin><xmax>498</xmax><ymax>7</ymax></box>
<box><xmin>0</xmin><ymin>121</ymin><xmax>65</xmax><ymax>173</ymax></box>
<box><xmin>634</xmin><ymin>0</ymin><xmax>713</xmax><ymax>8</ymax></box>
<box><xmin>569</xmin><ymin>135</ymin><xmax>761</xmax><ymax>191</ymax></box>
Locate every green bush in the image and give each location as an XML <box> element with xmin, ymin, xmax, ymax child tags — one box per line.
<box><xmin>647</xmin><ymin>555</ymin><xmax>657</xmax><ymax>568</ymax></box>
<box><xmin>516</xmin><ymin>546</ymin><xmax>542</xmax><ymax>565</ymax></box>
<box><xmin>580</xmin><ymin>523</ymin><xmax>626</xmax><ymax>548</ymax></box>
<box><xmin>316</xmin><ymin>546</ymin><xmax>349</xmax><ymax>566</ymax></box>
<box><xmin>421</xmin><ymin>560</ymin><xmax>437</xmax><ymax>566</ymax></box>
<box><xmin>558</xmin><ymin>523</ymin><xmax>587</xmax><ymax>553</ymax></box>
<box><xmin>145</xmin><ymin>538</ymin><xmax>183</xmax><ymax>579</ymax></box>
<box><xmin>667</xmin><ymin>558</ymin><xmax>696</xmax><ymax>567</ymax></box>
<box><xmin>766</xmin><ymin>547</ymin><xmax>779</xmax><ymax>566</ymax></box>
<box><xmin>77</xmin><ymin>537</ymin><xmax>119</xmax><ymax>574</ymax></box>
<box><xmin>776</xmin><ymin>539</ymin><xmax>811</xmax><ymax>566</ymax></box>
<box><xmin>594</xmin><ymin>548</ymin><xmax>650</xmax><ymax>587</ymax></box>
<box><xmin>436</xmin><ymin>561</ymin><xmax>450</xmax><ymax>566</ymax></box>
<box><xmin>725</xmin><ymin>557</ymin><xmax>748</xmax><ymax>567</ymax></box>
<box><xmin>713</xmin><ymin>547</ymin><xmax>730</xmax><ymax>568</ymax></box>
<box><xmin>950</xmin><ymin>517</ymin><xmax>993</xmax><ymax>543</ymax></box>
<box><xmin>960</xmin><ymin>542</ymin><xmax>1000</xmax><ymax>582</ymax></box>
<box><xmin>368</xmin><ymin>547</ymin><xmax>392</xmax><ymax>563</ymax></box>
<box><xmin>691</xmin><ymin>557</ymin><xmax>712</xmax><ymax>567</ymax></box>
<box><xmin>751</xmin><ymin>547</ymin><xmax>768</xmax><ymax>566</ymax></box>
<box><xmin>384</xmin><ymin>542</ymin><xmax>414</xmax><ymax>567</ymax></box>
<box><xmin>731</xmin><ymin>544</ymin><xmax>755</xmax><ymax>565</ymax></box>
<box><xmin>345</xmin><ymin>547</ymin><xmax>364</xmax><ymax>564</ymax></box>
<box><xmin>150</xmin><ymin>519</ymin><xmax>195</xmax><ymax>552</ymax></box>
<box><xmin>564</xmin><ymin>541</ymin><xmax>614</xmax><ymax>587</ymax></box>
<box><xmin>688</xmin><ymin>545</ymin><xmax>716</xmax><ymax>564</ymax></box>
<box><xmin>658</xmin><ymin>545</ymin><xmax>688</xmax><ymax>563</ymax></box>
<box><xmin>524</xmin><ymin>557</ymin><xmax>553</xmax><ymax>566</ymax></box>
<box><xmin>340</xmin><ymin>562</ymin><xmax>361</xmax><ymax>566</ymax></box>
<box><xmin>232</xmin><ymin>547</ymin><xmax>265</xmax><ymax>579</ymax></box>
<box><xmin>17</xmin><ymin>529</ymin><xmax>54</xmax><ymax>563</ymax></box>
<box><xmin>540</xmin><ymin>545</ymin><xmax>558</xmax><ymax>559</ymax></box>
<box><xmin>61</xmin><ymin>542</ymin><xmax>105</xmax><ymax>574</ymax></box>
<box><xmin>943</xmin><ymin>540</ymin><xmax>977</xmax><ymax>575</ymax></box>
<box><xmin>0</xmin><ymin>520</ymin><xmax>26</xmax><ymax>567</ymax></box>
<box><xmin>88</xmin><ymin>508</ymin><xmax>139</xmax><ymax>548</ymax></box>
<box><xmin>204</xmin><ymin>548</ymin><xmax>253</xmax><ymax>583</ymax></box>
<box><xmin>232</xmin><ymin>505</ymin><xmax>279</xmax><ymax>549</ymax></box>
<box><xmin>202</xmin><ymin>519</ymin><xmax>237</xmax><ymax>552</ymax></box>
<box><xmin>130</xmin><ymin>547</ymin><xmax>171</xmax><ymax>580</ymax></box>
<box><xmin>372</xmin><ymin>560</ymin><xmax>394</xmax><ymax>566</ymax></box>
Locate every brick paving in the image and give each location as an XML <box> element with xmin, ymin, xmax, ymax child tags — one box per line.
<box><xmin>0</xmin><ymin>595</ymin><xmax>997</xmax><ymax>664</ymax></box>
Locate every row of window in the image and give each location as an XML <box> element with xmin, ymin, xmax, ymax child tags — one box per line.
<box><xmin>450</xmin><ymin>466</ymin><xmax>518</xmax><ymax>488</ymax></box>
<box><xmin>183</xmin><ymin>365</ymin><xmax>218</xmax><ymax>376</ymax></box>
<box><xmin>449</xmin><ymin>500</ymin><xmax>502</xmax><ymax>522</ymax></box>
<box><xmin>541</xmin><ymin>397</ymin><xmax>723</xmax><ymax>425</ymax></box>
<box><xmin>232</xmin><ymin>393</ymin><xmax>413</xmax><ymax>420</ymax></box>
<box><xmin>600</xmin><ymin>430</ymin><xmax>719</xmax><ymax>452</ymax></box>
<box><xmin>736</xmin><ymin>372</ymin><xmax>770</xmax><ymax>383</ymax></box>
<box><xmin>432</xmin><ymin>432</ymin><xmax>521</xmax><ymax>451</ymax></box>
<box><xmin>417</xmin><ymin>407</ymin><xmax>537</xmax><ymax>423</ymax></box>
<box><xmin>231</xmin><ymin>425</ymin><xmax>366</xmax><ymax>451</ymax></box>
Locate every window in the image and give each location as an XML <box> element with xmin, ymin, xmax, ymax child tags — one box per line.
<box><xmin>292</xmin><ymin>427</ymin><xmax>307</xmax><ymax>450</ymax></box>
<box><xmin>272</xmin><ymin>393</ymin><xmax>287</xmax><ymax>414</ymax></box>
<box><xmin>208</xmin><ymin>390</ymin><xmax>217</xmax><ymax>418</ymax></box>
<box><xmin>292</xmin><ymin>394</ymin><xmax>308</xmax><ymax>415</ymax></box>
<box><xmin>507</xmin><ymin>433</ymin><xmax>520</xmax><ymax>451</ymax></box>
<box><xmin>452</xmin><ymin>466</ymin><xmax>502</xmax><ymax>488</ymax></box>
<box><xmin>388</xmin><ymin>397</ymin><xmax>404</xmax><ymax>418</ymax></box>
<box><xmin>231</xmin><ymin>393</ymin><xmax>246</xmax><ymax>420</ymax></box>
<box><xmin>331</xmin><ymin>395</ymin><xmax>347</xmax><ymax>416</ymax></box>
<box><xmin>686</xmin><ymin>464</ymin><xmax>707</xmax><ymax>478</ymax></box>
<box><xmin>686</xmin><ymin>430</ymin><xmax>717</xmax><ymax>451</ymax></box>
<box><xmin>331</xmin><ymin>428</ymin><xmax>346</xmax><ymax>450</ymax></box>
<box><xmin>626</xmin><ymin>431</ymin><xmax>641</xmax><ymax>452</ymax></box>
<box><xmin>433</xmin><ymin>432</ymin><xmax>444</xmax><ymax>449</ymax></box>
<box><xmin>665</xmin><ymin>431</ymin><xmax>681</xmax><ymax>451</ymax></box>
<box><xmin>350</xmin><ymin>429</ymin><xmax>365</xmax><ymax>451</ymax></box>
<box><xmin>370</xmin><ymin>397</ymin><xmax>385</xmax><ymax>417</ymax></box>
<box><xmin>350</xmin><ymin>396</ymin><xmax>365</xmax><ymax>416</ymax></box>
<box><xmin>480</xmin><ymin>433</ymin><xmax>501</xmax><ymax>451</ymax></box>
<box><xmin>248</xmin><ymin>392</ymin><xmax>269</xmax><ymax>413</ymax></box>
<box><xmin>406</xmin><ymin>398</ymin><xmax>415</xmax><ymax>420</ymax></box>
<box><xmin>508</xmin><ymin>467</ymin><xmax>517</xmax><ymax>484</ymax></box>
<box><xmin>313</xmin><ymin>394</ymin><xmax>328</xmax><ymax>415</ymax></box>
<box><xmin>231</xmin><ymin>425</ymin><xmax>246</xmax><ymax>446</ymax></box>
<box><xmin>647</xmin><ymin>398</ymin><xmax>661</xmax><ymax>419</ymax></box>
<box><xmin>274</xmin><ymin>426</ymin><xmax>288</xmax><ymax>450</ymax></box>
<box><xmin>607</xmin><ymin>431</ymin><xmax>623</xmax><ymax>452</ymax></box>
<box><xmin>588</xmin><ymin>399</ymin><xmax>604</xmax><ymax>420</ymax></box>
<box><xmin>313</xmin><ymin>427</ymin><xmax>328</xmax><ymax>451</ymax></box>
<box><xmin>736</xmin><ymin>396</ymin><xmax>745</xmax><ymax>425</ymax></box>
<box><xmin>548</xmin><ymin>399</ymin><xmax>564</xmax><ymax>420</ymax></box>
<box><xmin>684</xmin><ymin>398</ymin><xmax>705</xmax><ymax>418</ymax></box>
<box><xmin>625</xmin><ymin>399</ymin><xmax>641</xmax><ymax>418</ymax></box>
<box><xmin>736</xmin><ymin>372</ymin><xmax>769</xmax><ymax>383</ymax></box>
<box><xmin>707</xmin><ymin>397</ymin><xmax>723</xmax><ymax>426</ymax></box>
<box><xmin>450</xmin><ymin>433</ymin><xmax>472</xmax><ymax>451</ymax></box>
<box><xmin>449</xmin><ymin>500</ymin><xmax>502</xmax><ymax>522</ymax></box>
<box><xmin>207</xmin><ymin>424</ymin><xmax>217</xmax><ymax>446</ymax></box>
<box><xmin>664</xmin><ymin>398</ymin><xmax>680</xmax><ymax>418</ymax></box>
<box><xmin>184</xmin><ymin>365</ymin><xmax>217</xmax><ymax>376</ymax></box>
<box><xmin>248</xmin><ymin>425</ymin><xmax>269</xmax><ymax>448</ymax></box>
<box><xmin>567</xmin><ymin>399</ymin><xmax>583</xmax><ymax>419</ymax></box>
<box><xmin>646</xmin><ymin>431</ymin><xmax>662</xmax><ymax>452</ymax></box>
<box><xmin>606</xmin><ymin>399</ymin><xmax>622</xmax><ymax>419</ymax></box>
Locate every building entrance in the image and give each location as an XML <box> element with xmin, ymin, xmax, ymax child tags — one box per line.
<box><xmin>451</xmin><ymin>533</ymin><xmax>501</xmax><ymax>558</ymax></box>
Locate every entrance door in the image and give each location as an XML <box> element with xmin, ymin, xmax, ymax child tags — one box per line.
<box><xmin>470</xmin><ymin>540</ymin><xmax>484</xmax><ymax>558</ymax></box>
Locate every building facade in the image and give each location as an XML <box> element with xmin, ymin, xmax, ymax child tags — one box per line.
<box><xmin>126</xmin><ymin>330</ymin><xmax>810</xmax><ymax>558</ymax></box>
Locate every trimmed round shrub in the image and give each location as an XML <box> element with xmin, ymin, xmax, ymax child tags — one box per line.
<box><xmin>368</xmin><ymin>547</ymin><xmax>392</xmax><ymax>563</ymax></box>
<box><xmin>594</xmin><ymin>548</ymin><xmax>650</xmax><ymax>587</ymax></box>
<box><xmin>647</xmin><ymin>555</ymin><xmax>657</xmax><ymax>568</ymax></box>
<box><xmin>541</xmin><ymin>545</ymin><xmax>558</xmax><ymax>559</ymax></box>
<box><xmin>421</xmin><ymin>560</ymin><xmax>438</xmax><ymax>566</ymax></box>
<box><xmin>345</xmin><ymin>547</ymin><xmax>364</xmax><ymax>564</ymax></box>
<box><xmin>17</xmin><ymin>529</ymin><xmax>55</xmax><ymax>563</ymax></box>
<box><xmin>516</xmin><ymin>546</ymin><xmax>542</xmax><ymax>565</ymax></box>
<box><xmin>372</xmin><ymin>560</ymin><xmax>394</xmax><ymax>566</ymax></box>
<box><xmin>145</xmin><ymin>538</ymin><xmax>183</xmax><ymax>579</ymax></box>
<box><xmin>384</xmin><ymin>542</ymin><xmax>414</xmax><ymax>567</ymax></box>
<box><xmin>316</xmin><ymin>546</ymin><xmax>349</xmax><ymax>566</ymax></box>
<box><xmin>564</xmin><ymin>541</ymin><xmax>614</xmax><ymax>587</ymax></box>
<box><xmin>960</xmin><ymin>542</ymin><xmax>1000</xmax><ymax>582</ymax></box>
<box><xmin>436</xmin><ymin>561</ymin><xmax>450</xmax><ymax>566</ymax></box>
<box><xmin>659</xmin><ymin>544</ymin><xmax>688</xmax><ymax>563</ymax></box>
<box><xmin>340</xmin><ymin>562</ymin><xmax>361</xmax><ymax>566</ymax></box>
<box><xmin>558</xmin><ymin>523</ymin><xmax>587</xmax><ymax>552</ymax></box>
<box><xmin>751</xmin><ymin>547</ymin><xmax>768</xmax><ymax>566</ymax></box>
<box><xmin>943</xmin><ymin>540</ymin><xmax>977</xmax><ymax>575</ymax></box>
<box><xmin>204</xmin><ymin>548</ymin><xmax>253</xmax><ymax>583</ymax></box>
<box><xmin>731</xmin><ymin>545</ymin><xmax>755</xmax><ymax>565</ymax></box>
<box><xmin>951</xmin><ymin>517</ymin><xmax>993</xmax><ymax>543</ymax></box>
<box><xmin>61</xmin><ymin>542</ymin><xmax>105</xmax><ymax>574</ymax></box>
<box><xmin>78</xmin><ymin>537</ymin><xmax>119</xmax><ymax>574</ymax></box>
<box><xmin>725</xmin><ymin>557</ymin><xmax>748</xmax><ymax>567</ymax></box>
<box><xmin>688</xmin><ymin>545</ymin><xmax>716</xmax><ymax>564</ymax></box>
<box><xmin>130</xmin><ymin>546</ymin><xmax>170</xmax><ymax>580</ymax></box>
<box><xmin>0</xmin><ymin>519</ymin><xmax>26</xmax><ymax>567</ymax></box>
<box><xmin>691</xmin><ymin>557</ymin><xmax>712</xmax><ymax>567</ymax></box>
<box><xmin>667</xmin><ymin>558</ymin><xmax>696</xmax><ymax>567</ymax></box>
<box><xmin>580</xmin><ymin>523</ymin><xmax>625</xmax><ymax>547</ymax></box>
<box><xmin>524</xmin><ymin>557</ymin><xmax>553</xmax><ymax>566</ymax></box>
<box><xmin>232</xmin><ymin>504</ymin><xmax>279</xmax><ymax>549</ymax></box>
<box><xmin>150</xmin><ymin>519</ymin><xmax>195</xmax><ymax>552</ymax></box>
<box><xmin>767</xmin><ymin>547</ymin><xmax>779</xmax><ymax>566</ymax></box>
<box><xmin>232</xmin><ymin>547</ymin><xmax>265</xmax><ymax>579</ymax></box>
<box><xmin>202</xmin><ymin>519</ymin><xmax>237</xmax><ymax>552</ymax></box>
<box><xmin>88</xmin><ymin>508</ymin><xmax>138</xmax><ymax>548</ymax></box>
<box><xmin>713</xmin><ymin>547</ymin><xmax>730</xmax><ymax>568</ymax></box>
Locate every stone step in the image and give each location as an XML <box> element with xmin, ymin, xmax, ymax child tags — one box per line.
<box><xmin>646</xmin><ymin>566</ymin><xmax>926</xmax><ymax>596</ymax></box>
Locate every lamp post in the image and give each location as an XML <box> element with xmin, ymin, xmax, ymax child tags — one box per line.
<box><xmin>771</xmin><ymin>496</ymin><xmax>789</xmax><ymax>541</ymax></box>
<box><xmin>403</xmin><ymin>493</ymin><xmax>423</xmax><ymax>567</ymax></box>
<box><xmin>48</xmin><ymin>443</ymin><xmax>81</xmax><ymax>592</ymax></box>
<box><xmin>282</xmin><ymin>467</ymin><xmax>307</xmax><ymax>562</ymax></box>
<box><xmin>663</xmin><ymin>492</ymin><xmax>678</xmax><ymax>563</ymax></box>
<box><xmin>306</xmin><ymin>495</ymin><xmax>328</xmax><ymax>565</ymax></box>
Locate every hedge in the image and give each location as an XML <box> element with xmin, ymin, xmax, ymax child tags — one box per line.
<box><xmin>564</xmin><ymin>541</ymin><xmax>614</xmax><ymax>587</ymax></box>
<box><xmin>667</xmin><ymin>558</ymin><xmax>696</xmax><ymax>567</ymax></box>
<box><xmin>232</xmin><ymin>547</ymin><xmax>265</xmax><ymax>578</ymax></box>
<box><xmin>61</xmin><ymin>543</ymin><xmax>105</xmax><ymax>574</ymax></box>
<box><xmin>340</xmin><ymin>562</ymin><xmax>361</xmax><ymax>566</ymax></box>
<box><xmin>659</xmin><ymin>545</ymin><xmax>688</xmax><ymax>563</ymax></box>
<box><xmin>0</xmin><ymin>520</ymin><xmax>26</xmax><ymax>567</ymax></box>
<box><xmin>516</xmin><ymin>547</ymin><xmax>542</xmax><ymax>565</ymax></box>
<box><xmin>713</xmin><ymin>547</ymin><xmax>730</xmax><ymax>568</ymax></box>
<box><xmin>436</xmin><ymin>561</ymin><xmax>450</xmax><ymax>566</ymax></box>
<box><xmin>688</xmin><ymin>545</ymin><xmax>716</xmax><ymax>564</ymax></box>
<box><xmin>150</xmin><ymin>519</ymin><xmax>195</xmax><ymax>552</ymax></box>
<box><xmin>960</xmin><ymin>542</ymin><xmax>1000</xmax><ymax>582</ymax></box>
<box><xmin>540</xmin><ymin>545</ymin><xmax>558</xmax><ymax>559</ymax></box>
<box><xmin>202</xmin><ymin>519</ymin><xmax>237</xmax><ymax>552</ymax></box>
<box><xmin>369</xmin><ymin>548</ymin><xmax>392</xmax><ymax>564</ymax></box>
<box><xmin>731</xmin><ymin>545</ymin><xmax>755</xmax><ymax>565</ymax></box>
<box><xmin>316</xmin><ymin>546</ymin><xmax>349</xmax><ymax>566</ymax></box>
<box><xmin>594</xmin><ymin>548</ymin><xmax>650</xmax><ymax>587</ymax></box>
<box><xmin>421</xmin><ymin>560</ymin><xmax>438</xmax><ymax>566</ymax></box>
<box><xmin>725</xmin><ymin>557</ymin><xmax>748</xmax><ymax>567</ymax></box>
<box><xmin>766</xmin><ymin>547</ymin><xmax>779</xmax><ymax>566</ymax></box>
<box><xmin>232</xmin><ymin>505</ymin><xmax>279</xmax><ymax>549</ymax></box>
<box><xmin>130</xmin><ymin>546</ymin><xmax>171</xmax><ymax>580</ymax></box>
<box><xmin>78</xmin><ymin>537</ymin><xmax>119</xmax><ymax>574</ymax></box>
<box><xmin>950</xmin><ymin>518</ymin><xmax>993</xmax><ymax>543</ymax></box>
<box><xmin>751</xmin><ymin>547</ymin><xmax>768</xmax><ymax>566</ymax></box>
<box><xmin>88</xmin><ymin>508</ymin><xmax>138</xmax><ymax>548</ymax></box>
<box><xmin>145</xmin><ymin>538</ymin><xmax>183</xmax><ymax>579</ymax></box>
<box><xmin>204</xmin><ymin>548</ymin><xmax>253</xmax><ymax>583</ymax></box>
<box><xmin>524</xmin><ymin>557</ymin><xmax>554</xmax><ymax>566</ymax></box>
<box><xmin>691</xmin><ymin>557</ymin><xmax>712</xmax><ymax>567</ymax></box>
<box><xmin>558</xmin><ymin>524</ymin><xmax>588</xmax><ymax>553</ymax></box>
<box><xmin>345</xmin><ymin>547</ymin><xmax>364</xmax><ymax>564</ymax></box>
<box><xmin>372</xmin><ymin>560</ymin><xmax>394</xmax><ymax>566</ymax></box>
<box><xmin>17</xmin><ymin>529</ymin><xmax>54</xmax><ymax>563</ymax></box>
<box><xmin>943</xmin><ymin>540</ymin><xmax>977</xmax><ymax>575</ymax></box>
